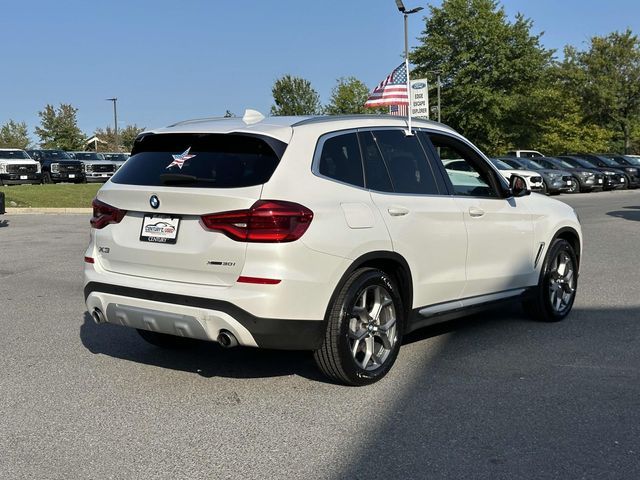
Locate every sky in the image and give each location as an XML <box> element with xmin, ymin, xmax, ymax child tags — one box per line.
<box><xmin>1</xmin><ymin>0</ymin><xmax>639</xmax><ymax>142</ymax></box>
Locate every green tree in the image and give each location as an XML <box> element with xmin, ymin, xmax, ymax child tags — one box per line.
<box><xmin>326</xmin><ymin>77</ymin><xmax>374</xmax><ymax>115</ymax></box>
<box><xmin>0</xmin><ymin>120</ymin><xmax>31</xmax><ymax>149</ymax></box>
<box><xmin>35</xmin><ymin>104</ymin><xmax>85</xmax><ymax>150</ymax></box>
<box><xmin>567</xmin><ymin>30</ymin><xmax>640</xmax><ymax>153</ymax></box>
<box><xmin>410</xmin><ymin>0</ymin><xmax>554</xmax><ymax>154</ymax></box>
<box><xmin>93</xmin><ymin>124</ymin><xmax>145</xmax><ymax>152</ymax></box>
<box><xmin>270</xmin><ymin>75</ymin><xmax>322</xmax><ymax>116</ymax></box>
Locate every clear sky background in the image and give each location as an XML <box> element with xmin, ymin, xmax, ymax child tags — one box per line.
<box><xmin>1</xmin><ymin>0</ymin><xmax>639</xmax><ymax>141</ymax></box>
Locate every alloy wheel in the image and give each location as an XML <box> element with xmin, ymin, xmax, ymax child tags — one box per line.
<box><xmin>347</xmin><ymin>285</ymin><xmax>398</xmax><ymax>371</ymax></box>
<box><xmin>548</xmin><ymin>250</ymin><xmax>576</xmax><ymax>314</ymax></box>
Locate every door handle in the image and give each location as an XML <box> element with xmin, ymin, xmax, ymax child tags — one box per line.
<box><xmin>468</xmin><ymin>207</ymin><xmax>485</xmax><ymax>218</ymax></box>
<box><xmin>387</xmin><ymin>206</ymin><xmax>410</xmax><ymax>217</ymax></box>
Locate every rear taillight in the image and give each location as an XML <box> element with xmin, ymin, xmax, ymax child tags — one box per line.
<box><xmin>90</xmin><ymin>198</ymin><xmax>127</xmax><ymax>229</ymax></box>
<box><xmin>201</xmin><ymin>200</ymin><xmax>313</xmax><ymax>242</ymax></box>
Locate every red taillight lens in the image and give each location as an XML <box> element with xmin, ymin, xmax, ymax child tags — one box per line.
<box><xmin>90</xmin><ymin>198</ymin><xmax>127</xmax><ymax>229</ymax></box>
<box><xmin>201</xmin><ymin>200</ymin><xmax>313</xmax><ymax>242</ymax></box>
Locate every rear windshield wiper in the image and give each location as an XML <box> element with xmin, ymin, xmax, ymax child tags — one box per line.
<box><xmin>159</xmin><ymin>173</ymin><xmax>216</xmax><ymax>185</ymax></box>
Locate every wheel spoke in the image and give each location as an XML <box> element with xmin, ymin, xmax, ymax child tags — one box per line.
<box><xmin>360</xmin><ymin>336</ymin><xmax>374</xmax><ymax>369</ymax></box>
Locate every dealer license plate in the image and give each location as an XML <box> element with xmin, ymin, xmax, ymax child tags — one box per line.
<box><xmin>140</xmin><ymin>215</ymin><xmax>180</xmax><ymax>244</ymax></box>
<box><xmin>566</xmin><ymin>180</ymin><xmax>572</xmax><ymax>185</ymax></box>
<box><xmin>621</xmin><ymin>177</ymin><xmax>625</xmax><ymax>182</ymax></box>
<box><xmin>69</xmin><ymin>174</ymin><xmax>75</xmax><ymax>179</ymax></box>
<box><xmin>20</xmin><ymin>175</ymin><xmax>28</xmax><ymax>180</ymax></box>
<box><xmin>598</xmin><ymin>178</ymin><xmax>603</xmax><ymax>183</ymax></box>
<box><xmin>101</xmin><ymin>174</ymin><xmax>108</xmax><ymax>177</ymax></box>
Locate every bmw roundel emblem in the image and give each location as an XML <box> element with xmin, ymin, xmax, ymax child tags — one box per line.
<box><xmin>150</xmin><ymin>195</ymin><xmax>160</xmax><ymax>209</ymax></box>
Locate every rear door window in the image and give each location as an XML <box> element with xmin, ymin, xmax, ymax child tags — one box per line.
<box><xmin>371</xmin><ymin>129</ymin><xmax>440</xmax><ymax>195</ymax></box>
<box><xmin>112</xmin><ymin>133</ymin><xmax>285</xmax><ymax>188</ymax></box>
<box><xmin>317</xmin><ymin>133</ymin><xmax>364</xmax><ymax>187</ymax></box>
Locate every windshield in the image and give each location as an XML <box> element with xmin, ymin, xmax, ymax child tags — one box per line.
<box><xmin>573</xmin><ymin>157</ymin><xmax>599</xmax><ymax>169</ymax></box>
<box><xmin>112</xmin><ymin>132</ymin><xmax>285</xmax><ymax>188</ymax></box>
<box><xmin>521</xmin><ymin>159</ymin><xmax>545</xmax><ymax>170</ymax></box>
<box><xmin>501</xmin><ymin>158</ymin><xmax>524</xmax><ymax>170</ymax></box>
<box><xmin>103</xmin><ymin>153</ymin><xmax>128</xmax><ymax>161</ymax></box>
<box><xmin>74</xmin><ymin>152</ymin><xmax>105</xmax><ymax>160</ymax></box>
<box><xmin>622</xmin><ymin>156</ymin><xmax>640</xmax><ymax>166</ymax></box>
<box><xmin>595</xmin><ymin>156</ymin><xmax>621</xmax><ymax>167</ymax></box>
<box><xmin>489</xmin><ymin>159</ymin><xmax>512</xmax><ymax>170</ymax></box>
<box><xmin>548</xmin><ymin>158</ymin><xmax>574</xmax><ymax>169</ymax></box>
<box><xmin>0</xmin><ymin>150</ymin><xmax>30</xmax><ymax>160</ymax></box>
<box><xmin>41</xmin><ymin>150</ymin><xmax>73</xmax><ymax>160</ymax></box>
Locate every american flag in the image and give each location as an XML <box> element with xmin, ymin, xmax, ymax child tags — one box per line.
<box><xmin>166</xmin><ymin>147</ymin><xmax>196</xmax><ymax>170</ymax></box>
<box><xmin>364</xmin><ymin>63</ymin><xmax>409</xmax><ymax>108</ymax></box>
<box><xmin>389</xmin><ymin>105</ymin><xmax>408</xmax><ymax>116</ymax></box>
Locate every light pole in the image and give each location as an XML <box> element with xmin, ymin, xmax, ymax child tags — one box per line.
<box><xmin>106</xmin><ymin>98</ymin><xmax>118</xmax><ymax>151</ymax></box>
<box><xmin>395</xmin><ymin>0</ymin><xmax>423</xmax><ymax>133</ymax></box>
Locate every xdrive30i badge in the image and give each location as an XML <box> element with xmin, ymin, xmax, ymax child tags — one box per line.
<box><xmin>150</xmin><ymin>195</ymin><xmax>160</xmax><ymax>209</ymax></box>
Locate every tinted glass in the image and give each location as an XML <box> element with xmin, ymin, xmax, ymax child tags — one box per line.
<box><xmin>112</xmin><ymin>133</ymin><xmax>284</xmax><ymax>188</ymax></box>
<box><xmin>41</xmin><ymin>150</ymin><xmax>73</xmax><ymax>160</ymax></box>
<box><xmin>318</xmin><ymin>133</ymin><xmax>364</xmax><ymax>187</ymax></box>
<box><xmin>489</xmin><ymin>158</ymin><xmax>512</xmax><ymax>170</ymax></box>
<box><xmin>359</xmin><ymin>131</ymin><xmax>393</xmax><ymax>192</ymax></box>
<box><xmin>0</xmin><ymin>150</ymin><xmax>29</xmax><ymax>159</ymax></box>
<box><xmin>372</xmin><ymin>130</ymin><xmax>438</xmax><ymax>194</ymax></box>
<box><xmin>74</xmin><ymin>152</ymin><xmax>104</xmax><ymax>160</ymax></box>
<box><xmin>428</xmin><ymin>134</ymin><xmax>498</xmax><ymax>197</ymax></box>
<box><xmin>502</xmin><ymin>158</ymin><xmax>524</xmax><ymax>169</ymax></box>
<box><xmin>521</xmin><ymin>159</ymin><xmax>545</xmax><ymax>169</ymax></box>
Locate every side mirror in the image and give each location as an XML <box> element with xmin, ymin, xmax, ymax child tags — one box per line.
<box><xmin>509</xmin><ymin>174</ymin><xmax>530</xmax><ymax>197</ymax></box>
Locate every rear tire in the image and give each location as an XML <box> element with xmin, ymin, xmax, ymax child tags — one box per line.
<box><xmin>137</xmin><ymin>329</ymin><xmax>193</xmax><ymax>348</ymax></box>
<box><xmin>524</xmin><ymin>239</ymin><xmax>578</xmax><ymax>322</ymax></box>
<box><xmin>42</xmin><ymin>172</ymin><xmax>52</xmax><ymax>184</ymax></box>
<box><xmin>313</xmin><ymin>268</ymin><xmax>404</xmax><ymax>386</ymax></box>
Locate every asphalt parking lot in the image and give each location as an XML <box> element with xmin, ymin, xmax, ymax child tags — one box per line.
<box><xmin>1</xmin><ymin>190</ymin><xmax>639</xmax><ymax>480</ymax></box>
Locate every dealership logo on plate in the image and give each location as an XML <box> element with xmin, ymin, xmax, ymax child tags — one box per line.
<box><xmin>144</xmin><ymin>221</ymin><xmax>175</xmax><ymax>235</ymax></box>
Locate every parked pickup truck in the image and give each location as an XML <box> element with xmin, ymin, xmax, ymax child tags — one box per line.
<box><xmin>70</xmin><ymin>152</ymin><xmax>116</xmax><ymax>183</ymax></box>
<box><xmin>26</xmin><ymin>149</ymin><xmax>86</xmax><ymax>183</ymax></box>
<box><xmin>0</xmin><ymin>149</ymin><xmax>42</xmax><ymax>185</ymax></box>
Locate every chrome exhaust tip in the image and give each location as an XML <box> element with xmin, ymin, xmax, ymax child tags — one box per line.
<box><xmin>217</xmin><ymin>330</ymin><xmax>238</xmax><ymax>348</ymax></box>
<box><xmin>92</xmin><ymin>308</ymin><xmax>106</xmax><ymax>324</ymax></box>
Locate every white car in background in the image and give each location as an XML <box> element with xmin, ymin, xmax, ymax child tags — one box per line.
<box><xmin>445</xmin><ymin>158</ymin><xmax>544</xmax><ymax>192</ymax></box>
<box><xmin>84</xmin><ymin>113</ymin><xmax>582</xmax><ymax>385</ymax></box>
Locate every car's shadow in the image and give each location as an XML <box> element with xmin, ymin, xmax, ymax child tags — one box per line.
<box><xmin>80</xmin><ymin>305</ymin><xmax>525</xmax><ymax>384</ymax></box>
<box><xmin>607</xmin><ymin>205</ymin><xmax>640</xmax><ymax>222</ymax></box>
<box><xmin>79</xmin><ymin>312</ymin><xmax>326</xmax><ymax>382</ymax></box>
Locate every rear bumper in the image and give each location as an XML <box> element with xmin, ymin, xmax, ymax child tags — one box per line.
<box><xmin>84</xmin><ymin>282</ymin><xmax>326</xmax><ymax>350</ymax></box>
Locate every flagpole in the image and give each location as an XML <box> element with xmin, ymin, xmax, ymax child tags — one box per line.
<box><xmin>396</xmin><ymin>1</ymin><xmax>423</xmax><ymax>134</ymax></box>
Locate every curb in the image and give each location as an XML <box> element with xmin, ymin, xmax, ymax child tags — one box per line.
<box><xmin>5</xmin><ymin>208</ymin><xmax>92</xmax><ymax>214</ymax></box>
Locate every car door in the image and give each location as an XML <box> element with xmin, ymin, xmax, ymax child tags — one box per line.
<box><xmin>360</xmin><ymin>129</ymin><xmax>467</xmax><ymax>309</ymax></box>
<box><xmin>424</xmin><ymin>132</ymin><xmax>536</xmax><ymax>299</ymax></box>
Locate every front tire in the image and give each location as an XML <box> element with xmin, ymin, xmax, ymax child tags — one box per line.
<box><xmin>314</xmin><ymin>268</ymin><xmax>404</xmax><ymax>386</ymax></box>
<box><xmin>524</xmin><ymin>239</ymin><xmax>578</xmax><ymax>322</ymax></box>
<box><xmin>567</xmin><ymin>177</ymin><xmax>580</xmax><ymax>193</ymax></box>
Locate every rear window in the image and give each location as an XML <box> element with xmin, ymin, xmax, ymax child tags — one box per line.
<box><xmin>112</xmin><ymin>133</ymin><xmax>285</xmax><ymax>188</ymax></box>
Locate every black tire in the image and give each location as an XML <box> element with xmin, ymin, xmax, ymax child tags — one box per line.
<box><xmin>567</xmin><ymin>177</ymin><xmax>580</xmax><ymax>194</ymax></box>
<box><xmin>540</xmin><ymin>181</ymin><xmax>548</xmax><ymax>195</ymax></box>
<box><xmin>524</xmin><ymin>239</ymin><xmax>578</xmax><ymax>322</ymax></box>
<box><xmin>137</xmin><ymin>329</ymin><xmax>193</xmax><ymax>348</ymax></box>
<box><xmin>313</xmin><ymin>268</ymin><xmax>404</xmax><ymax>386</ymax></box>
<box><xmin>42</xmin><ymin>171</ymin><xmax>52</xmax><ymax>184</ymax></box>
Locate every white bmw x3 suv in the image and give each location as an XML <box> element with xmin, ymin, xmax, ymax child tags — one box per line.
<box><xmin>84</xmin><ymin>113</ymin><xmax>582</xmax><ymax>386</ymax></box>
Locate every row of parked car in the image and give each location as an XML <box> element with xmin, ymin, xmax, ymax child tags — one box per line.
<box><xmin>491</xmin><ymin>150</ymin><xmax>640</xmax><ymax>194</ymax></box>
<box><xmin>0</xmin><ymin>149</ymin><xmax>130</xmax><ymax>185</ymax></box>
